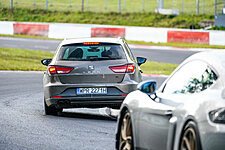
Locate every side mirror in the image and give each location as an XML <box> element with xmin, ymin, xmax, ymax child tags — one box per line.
<box><xmin>137</xmin><ymin>57</ymin><xmax>147</xmax><ymax>66</ymax></box>
<box><xmin>137</xmin><ymin>81</ymin><xmax>156</xmax><ymax>94</ymax></box>
<box><xmin>41</xmin><ymin>59</ymin><xmax>52</xmax><ymax>66</ymax></box>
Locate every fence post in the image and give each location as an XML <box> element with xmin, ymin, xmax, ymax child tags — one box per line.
<box><xmin>202</xmin><ymin>0</ymin><xmax>205</xmax><ymax>13</ymax></box>
<box><xmin>142</xmin><ymin>0</ymin><xmax>145</xmax><ymax>11</ymax></box>
<box><xmin>124</xmin><ymin>0</ymin><xmax>126</xmax><ymax>10</ymax></box>
<box><xmin>196</xmin><ymin>0</ymin><xmax>199</xmax><ymax>15</ymax></box>
<box><xmin>69</xmin><ymin>0</ymin><xmax>71</xmax><ymax>7</ymax></box>
<box><xmin>81</xmin><ymin>0</ymin><xmax>84</xmax><ymax>12</ymax></box>
<box><xmin>161</xmin><ymin>0</ymin><xmax>164</xmax><ymax>8</ymax></box>
<box><xmin>87</xmin><ymin>0</ymin><xmax>89</xmax><ymax>9</ymax></box>
<box><xmin>33</xmin><ymin>0</ymin><xmax>35</xmax><ymax>7</ymax></box>
<box><xmin>181</xmin><ymin>0</ymin><xmax>184</xmax><ymax>13</ymax></box>
<box><xmin>46</xmin><ymin>0</ymin><xmax>48</xmax><ymax>10</ymax></box>
<box><xmin>118</xmin><ymin>0</ymin><xmax>121</xmax><ymax>13</ymax></box>
<box><xmin>157</xmin><ymin>0</ymin><xmax>159</xmax><ymax>9</ymax></box>
<box><xmin>105</xmin><ymin>0</ymin><xmax>107</xmax><ymax>9</ymax></box>
<box><xmin>50</xmin><ymin>0</ymin><xmax>52</xmax><ymax>7</ymax></box>
<box><xmin>11</xmin><ymin>0</ymin><xmax>13</xmax><ymax>9</ymax></box>
<box><xmin>16</xmin><ymin>0</ymin><xmax>18</xmax><ymax>4</ymax></box>
<box><xmin>215</xmin><ymin>0</ymin><xmax>217</xmax><ymax>16</ymax></box>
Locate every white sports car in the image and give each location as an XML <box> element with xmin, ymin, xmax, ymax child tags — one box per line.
<box><xmin>116</xmin><ymin>50</ymin><xmax>225</xmax><ymax>150</ymax></box>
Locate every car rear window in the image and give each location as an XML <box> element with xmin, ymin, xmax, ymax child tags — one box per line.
<box><xmin>58</xmin><ymin>43</ymin><xmax>126</xmax><ymax>61</ymax></box>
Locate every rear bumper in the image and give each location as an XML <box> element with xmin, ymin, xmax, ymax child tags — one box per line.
<box><xmin>44</xmin><ymin>79</ymin><xmax>138</xmax><ymax>108</ymax></box>
<box><xmin>44</xmin><ymin>82</ymin><xmax>137</xmax><ymax>97</ymax></box>
<box><xmin>46</xmin><ymin>96</ymin><xmax>124</xmax><ymax>109</ymax></box>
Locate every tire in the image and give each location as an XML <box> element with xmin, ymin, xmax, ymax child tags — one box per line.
<box><xmin>44</xmin><ymin>99</ymin><xmax>62</xmax><ymax>116</ymax></box>
<box><xmin>116</xmin><ymin>110</ymin><xmax>134</xmax><ymax>150</ymax></box>
<box><xmin>180</xmin><ymin>121</ymin><xmax>202</xmax><ymax>150</ymax></box>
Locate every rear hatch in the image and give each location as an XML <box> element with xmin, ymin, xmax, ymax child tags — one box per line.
<box><xmin>53</xmin><ymin>42</ymin><xmax>129</xmax><ymax>84</ymax></box>
<box><xmin>54</xmin><ymin>60</ymin><xmax>128</xmax><ymax>84</ymax></box>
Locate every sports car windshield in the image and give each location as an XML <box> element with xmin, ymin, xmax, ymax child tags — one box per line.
<box><xmin>59</xmin><ymin>43</ymin><xmax>126</xmax><ymax>61</ymax></box>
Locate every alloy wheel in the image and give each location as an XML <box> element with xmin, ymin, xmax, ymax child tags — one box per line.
<box><xmin>119</xmin><ymin>111</ymin><xmax>133</xmax><ymax>150</ymax></box>
<box><xmin>180</xmin><ymin>127</ymin><xmax>197</xmax><ymax>150</ymax></box>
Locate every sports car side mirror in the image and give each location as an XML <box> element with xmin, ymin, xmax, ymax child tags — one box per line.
<box><xmin>41</xmin><ymin>59</ymin><xmax>52</xmax><ymax>66</ymax></box>
<box><xmin>137</xmin><ymin>81</ymin><xmax>156</xmax><ymax>94</ymax></box>
<box><xmin>137</xmin><ymin>57</ymin><xmax>147</xmax><ymax>66</ymax></box>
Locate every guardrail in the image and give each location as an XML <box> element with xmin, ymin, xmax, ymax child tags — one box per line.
<box><xmin>0</xmin><ymin>21</ymin><xmax>225</xmax><ymax>46</ymax></box>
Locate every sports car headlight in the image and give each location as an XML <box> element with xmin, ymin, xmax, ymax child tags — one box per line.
<box><xmin>209</xmin><ymin>108</ymin><xmax>225</xmax><ymax>124</ymax></box>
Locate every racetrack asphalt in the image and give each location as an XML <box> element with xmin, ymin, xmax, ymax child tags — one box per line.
<box><xmin>0</xmin><ymin>36</ymin><xmax>194</xmax><ymax>149</ymax></box>
<box><xmin>0</xmin><ymin>36</ymin><xmax>199</xmax><ymax>64</ymax></box>
<box><xmin>0</xmin><ymin>71</ymin><xmax>166</xmax><ymax>150</ymax></box>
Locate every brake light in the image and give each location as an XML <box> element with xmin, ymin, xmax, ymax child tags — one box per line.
<box><xmin>83</xmin><ymin>42</ymin><xmax>100</xmax><ymax>45</ymax></box>
<box><xmin>49</xmin><ymin>67</ymin><xmax>56</xmax><ymax>74</ymax></box>
<box><xmin>48</xmin><ymin>66</ymin><xmax>73</xmax><ymax>75</ymax></box>
<box><xmin>126</xmin><ymin>65</ymin><xmax>135</xmax><ymax>73</ymax></box>
<box><xmin>51</xmin><ymin>96</ymin><xmax>62</xmax><ymax>99</ymax></box>
<box><xmin>109</xmin><ymin>65</ymin><xmax>135</xmax><ymax>73</ymax></box>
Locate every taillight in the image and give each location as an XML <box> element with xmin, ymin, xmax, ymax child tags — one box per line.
<box><xmin>48</xmin><ymin>66</ymin><xmax>73</xmax><ymax>75</ymax></box>
<box><xmin>109</xmin><ymin>65</ymin><xmax>135</xmax><ymax>73</ymax></box>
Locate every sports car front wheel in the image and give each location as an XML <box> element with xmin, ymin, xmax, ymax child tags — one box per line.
<box><xmin>118</xmin><ymin>110</ymin><xmax>134</xmax><ymax>150</ymax></box>
<box><xmin>180</xmin><ymin>121</ymin><xmax>202</xmax><ymax>150</ymax></box>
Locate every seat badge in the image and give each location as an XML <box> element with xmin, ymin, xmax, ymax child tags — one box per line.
<box><xmin>88</xmin><ymin>65</ymin><xmax>95</xmax><ymax>71</ymax></box>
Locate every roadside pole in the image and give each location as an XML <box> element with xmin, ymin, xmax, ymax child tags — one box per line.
<box><xmin>202</xmin><ymin>0</ymin><xmax>205</xmax><ymax>13</ymax></box>
<box><xmin>81</xmin><ymin>0</ymin><xmax>84</xmax><ymax>12</ymax></box>
<box><xmin>69</xmin><ymin>0</ymin><xmax>71</xmax><ymax>7</ymax></box>
<box><xmin>87</xmin><ymin>0</ymin><xmax>89</xmax><ymax>9</ymax></box>
<box><xmin>215</xmin><ymin>0</ymin><xmax>217</xmax><ymax>16</ymax></box>
<box><xmin>118</xmin><ymin>0</ymin><xmax>121</xmax><ymax>13</ymax></box>
<box><xmin>11</xmin><ymin>0</ymin><xmax>13</xmax><ymax>9</ymax></box>
<box><xmin>46</xmin><ymin>0</ymin><xmax>48</xmax><ymax>10</ymax></box>
<box><xmin>182</xmin><ymin>0</ymin><xmax>184</xmax><ymax>13</ymax></box>
<box><xmin>142</xmin><ymin>0</ymin><xmax>145</xmax><ymax>11</ymax></box>
<box><xmin>197</xmin><ymin>0</ymin><xmax>199</xmax><ymax>15</ymax></box>
<box><xmin>105</xmin><ymin>0</ymin><xmax>107</xmax><ymax>10</ymax></box>
<box><xmin>157</xmin><ymin>0</ymin><xmax>159</xmax><ymax>10</ymax></box>
<box><xmin>161</xmin><ymin>0</ymin><xmax>164</xmax><ymax>8</ymax></box>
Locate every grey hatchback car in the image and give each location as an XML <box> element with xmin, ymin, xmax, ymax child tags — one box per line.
<box><xmin>41</xmin><ymin>37</ymin><xmax>146</xmax><ymax>115</ymax></box>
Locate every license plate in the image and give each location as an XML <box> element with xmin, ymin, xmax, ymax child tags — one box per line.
<box><xmin>77</xmin><ymin>88</ymin><xmax>107</xmax><ymax>94</ymax></box>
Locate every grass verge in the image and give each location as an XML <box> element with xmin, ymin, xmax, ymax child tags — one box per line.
<box><xmin>0</xmin><ymin>47</ymin><xmax>178</xmax><ymax>75</ymax></box>
<box><xmin>0</xmin><ymin>8</ymin><xmax>215</xmax><ymax>29</ymax></box>
<box><xmin>0</xmin><ymin>47</ymin><xmax>53</xmax><ymax>71</ymax></box>
<box><xmin>140</xmin><ymin>61</ymin><xmax>178</xmax><ymax>75</ymax></box>
<box><xmin>1</xmin><ymin>34</ymin><xmax>225</xmax><ymax>49</ymax></box>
